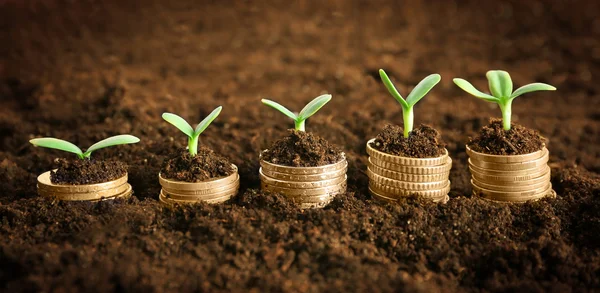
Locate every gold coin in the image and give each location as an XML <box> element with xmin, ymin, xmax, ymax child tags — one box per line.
<box><xmin>469</xmin><ymin>166</ymin><xmax>550</xmax><ymax>183</ymax></box>
<box><xmin>38</xmin><ymin>182</ymin><xmax>130</xmax><ymax>201</ymax></box>
<box><xmin>367</xmin><ymin>165</ymin><xmax>449</xmax><ymax>182</ymax></box>
<box><xmin>261</xmin><ymin>181</ymin><xmax>346</xmax><ymax>197</ymax></box>
<box><xmin>466</xmin><ymin>145</ymin><xmax>546</xmax><ymax>163</ymax></box>
<box><xmin>161</xmin><ymin>176</ymin><xmax>239</xmax><ymax>195</ymax></box>
<box><xmin>368</xmin><ymin>157</ymin><xmax>452</xmax><ymax>175</ymax></box>
<box><xmin>369</xmin><ymin>186</ymin><xmax>449</xmax><ymax>203</ymax></box>
<box><xmin>95</xmin><ymin>184</ymin><xmax>133</xmax><ymax>201</ymax></box>
<box><xmin>366</xmin><ymin>139</ymin><xmax>449</xmax><ymax>166</ymax></box>
<box><xmin>471</xmin><ymin>177</ymin><xmax>549</xmax><ymax>192</ymax></box>
<box><xmin>473</xmin><ymin>171</ymin><xmax>550</xmax><ymax>187</ymax></box>
<box><xmin>290</xmin><ymin>193</ymin><xmax>336</xmax><ymax>204</ymax></box>
<box><xmin>298</xmin><ymin>201</ymin><xmax>332</xmax><ymax>209</ymax></box>
<box><xmin>37</xmin><ymin>170</ymin><xmax>128</xmax><ymax>193</ymax></box>
<box><xmin>468</xmin><ymin>163</ymin><xmax>547</xmax><ymax>177</ymax></box>
<box><xmin>367</xmin><ymin>169</ymin><xmax>449</xmax><ymax>190</ymax></box>
<box><xmin>159</xmin><ymin>164</ymin><xmax>239</xmax><ymax>191</ymax></box>
<box><xmin>260</xmin><ymin>166</ymin><xmax>347</xmax><ymax>182</ymax></box>
<box><xmin>159</xmin><ymin>191</ymin><xmax>232</xmax><ymax>205</ymax></box>
<box><xmin>260</xmin><ymin>170</ymin><xmax>346</xmax><ymax>189</ymax></box>
<box><xmin>369</xmin><ymin>181</ymin><xmax>450</xmax><ymax>199</ymax></box>
<box><xmin>259</xmin><ymin>156</ymin><xmax>347</xmax><ymax>175</ymax></box>
<box><xmin>162</xmin><ymin>182</ymin><xmax>239</xmax><ymax>201</ymax></box>
<box><xmin>468</xmin><ymin>150</ymin><xmax>549</xmax><ymax>171</ymax></box>
<box><xmin>472</xmin><ymin>182</ymin><xmax>553</xmax><ymax>202</ymax></box>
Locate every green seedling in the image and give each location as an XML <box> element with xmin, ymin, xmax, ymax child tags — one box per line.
<box><xmin>453</xmin><ymin>70</ymin><xmax>556</xmax><ymax>130</ymax></box>
<box><xmin>379</xmin><ymin>69</ymin><xmax>441</xmax><ymax>138</ymax></box>
<box><xmin>261</xmin><ymin>94</ymin><xmax>331</xmax><ymax>131</ymax></box>
<box><xmin>30</xmin><ymin>135</ymin><xmax>140</xmax><ymax>160</ymax></box>
<box><xmin>162</xmin><ymin>106</ymin><xmax>222</xmax><ymax>156</ymax></box>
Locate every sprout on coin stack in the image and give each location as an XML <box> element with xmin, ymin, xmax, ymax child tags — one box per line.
<box><xmin>366</xmin><ymin>69</ymin><xmax>451</xmax><ymax>203</ymax></box>
<box><xmin>29</xmin><ymin>135</ymin><xmax>140</xmax><ymax>201</ymax></box>
<box><xmin>454</xmin><ymin>70</ymin><xmax>557</xmax><ymax>202</ymax></box>
<box><xmin>260</xmin><ymin>94</ymin><xmax>347</xmax><ymax>209</ymax></box>
<box><xmin>159</xmin><ymin>106</ymin><xmax>240</xmax><ymax>205</ymax></box>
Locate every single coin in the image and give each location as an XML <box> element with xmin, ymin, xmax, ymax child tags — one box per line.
<box><xmin>471</xmin><ymin>177</ymin><xmax>549</xmax><ymax>192</ymax></box>
<box><xmin>473</xmin><ymin>183</ymin><xmax>553</xmax><ymax>202</ymax></box>
<box><xmin>369</xmin><ymin>186</ymin><xmax>448</xmax><ymax>203</ymax></box>
<box><xmin>468</xmin><ymin>150</ymin><xmax>549</xmax><ymax>171</ymax></box>
<box><xmin>260</xmin><ymin>170</ymin><xmax>346</xmax><ymax>189</ymax></box>
<box><xmin>262</xmin><ymin>181</ymin><xmax>347</xmax><ymax>197</ymax></box>
<box><xmin>260</xmin><ymin>166</ymin><xmax>347</xmax><ymax>182</ymax></box>
<box><xmin>37</xmin><ymin>170</ymin><xmax>128</xmax><ymax>193</ymax></box>
<box><xmin>469</xmin><ymin>166</ymin><xmax>550</xmax><ymax>182</ymax></box>
<box><xmin>466</xmin><ymin>145</ymin><xmax>546</xmax><ymax>163</ymax></box>
<box><xmin>368</xmin><ymin>165</ymin><xmax>449</xmax><ymax>182</ymax></box>
<box><xmin>159</xmin><ymin>165</ymin><xmax>239</xmax><ymax>191</ymax></box>
<box><xmin>162</xmin><ymin>182</ymin><xmax>239</xmax><ymax>201</ymax></box>
<box><xmin>368</xmin><ymin>158</ymin><xmax>452</xmax><ymax>175</ymax></box>
<box><xmin>366</xmin><ymin>139</ymin><xmax>448</xmax><ymax>166</ymax></box>
<box><xmin>369</xmin><ymin>181</ymin><xmax>450</xmax><ymax>199</ymax></box>
<box><xmin>367</xmin><ymin>170</ymin><xmax>449</xmax><ymax>190</ymax></box>
<box><xmin>472</xmin><ymin>171</ymin><xmax>550</xmax><ymax>187</ymax></box>
<box><xmin>468</xmin><ymin>163</ymin><xmax>547</xmax><ymax>177</ymax></box>
<box><xmin>95</xmin><ymin>184</ymin><xmax>133</xmax><ymax>201</ymax></box>
<box><xmin>159</xmin><ymin>191</ymin><xmax>232</xmax><ymax>205</ymax></box>
<box><xmin>162</xmin><ymin>177</ymin><xmax>239</xmax><ymax>195</ymax></box>
<box><xmin>290</xmin><ymin>193</ymin><xmax>336</xmax><ymax>204</ymax></box>
<box><xmin>38</xmin><ymin>182</ymin><xmax>130</xmax><ymax>201</ymax></box>
<box><xmin>259</xmin><ymin>155</ymin><xmax>347</xmax><ymax>175</ymax></box>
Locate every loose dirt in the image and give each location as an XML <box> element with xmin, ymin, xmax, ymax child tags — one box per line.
<box><xmin>468</xmin><ymin>119</ymin><xmax>545</xmax><ymax>155</ymax></box>
<box><xmin>370</xmin><ymin>124</ymin><xmax>447</xmax><ymax>158</ymax></box>
<box><xmin>161</xmin><ymin>147</ymin><xmax>234</xmax><ymax>182</ymax></box>
<box><xmin>51</xmin><ymin>158</ymin><xmax>127</xmax><ymax>185</ymax></box>
<box><xmin>261</xmin><ymin>129</ymin><xmax>343</xmax><ymax>167</ymax></box>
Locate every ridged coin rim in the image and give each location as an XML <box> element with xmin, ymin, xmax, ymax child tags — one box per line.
<box><xmin>466</xmin><ymin>145</ymin><xmax>546</xmax><ymax>163</ymax></box>
<box><xmin>366</xmin><ymin>139</ymin><xmax>448</xmax><ymax>166</ymax></box>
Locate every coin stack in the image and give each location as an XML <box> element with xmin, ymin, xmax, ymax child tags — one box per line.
<box><xmin>259</xmin><ymin>154</ymin><xmax>347</xmax><ymax>209</ymax></box>
<box><xmin>366</xmin><ymin>139</ymin><xmax>452</xmax><ymax>203</ymax></box>
<box><xmin>159</xmin><ymin>164</ymin><xmax>240</xmax><ymax>205</ymax></box>
<box><xmin>37</xmin><ymin>170</ymin><xmax>132</xmax><ymax>201</ymax></box>
<box><xmin>466</xmin><ymin>145</ymin><xmax>555</xmax><ymax>202</ymax></box>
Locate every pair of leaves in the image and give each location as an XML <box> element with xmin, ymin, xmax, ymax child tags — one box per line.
<box><xmin>162</xmin><ymin>106</ymin><xmax>222</xmax><ymax>139</ymax></box>
<box><xmin>30</xmin><ymin>135</ymin><xmax>140</xmax><ymax>159</ymax></box>
<box><xmin>453</xmin><ymin>70</ymin><xmax>556</xmax><ymax>102</ymax></box>
<box><xmin>261</xmin><ymin>94</ymin><xmax>331</xmax><ymax>124</ymax></box>
<box><xmin>379</xmin><ymin>69</ymin><xmax>441</xmax><ymax>110</ymax></box>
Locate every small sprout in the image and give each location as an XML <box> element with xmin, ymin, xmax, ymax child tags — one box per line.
<box><xmin>261</xmin><ymin>94</ymin><xmax>332</xmax><ymax>131</ymax></box>
<box><xmin>379</xmin><ymin>69</ymin><xmax>441</xmax><ymax>138</ymax></box>
<box><xmin>30</xmin><ymin>135</ymin><xmax>140</xmax><ymax>160</ymax></box>
<box><xmin>453</xmin><ymin>70</ymin><xmax>556</xmax><ymax>130</ymax></box>
<box><xmin>162</xmin><ymin>106</ymin><xmax>222</xmax><ymax>156</ymax></box>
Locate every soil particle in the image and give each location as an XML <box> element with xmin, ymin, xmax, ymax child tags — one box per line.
<box><xmin>468</xmin><ymin>119</ymin><xmax>545</xmax><ymax>155</ymax></box>
<box><xmin>160</xmin><ymin>147</ymin><xmax>234</xmax><ymax>182</ymax></box>
<box><xmin>370</xmin><ymin>124</ymin><xmax>446</xmax><ymax>158</ymax></box>
<box><xmin>50</xmin><ymin>158</ymin><xmax>127</xmax><ymax>185</ymax></box>
<box><xmin>261</xmin><ymin>129</ymin><xmax>343</xmax><ymax>167</ymax></box>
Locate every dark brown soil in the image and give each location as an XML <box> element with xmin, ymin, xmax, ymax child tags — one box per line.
<box><xmin>469</xmin><ymin>119</ymin><xmax>545</xmax><ymax>155</ymax></box>
<box><xmin>1</xmin><ymin>1</ymin><xmax>600</xmax><ymax>292</ymax></box>
<box><xmin>370</xmin><ymin>124</ymin><xmax>446</xmax><ymax>158</ymax></box>
<box><xmin>50</xmin><ymin>158</ymin><xmax>127</xmax><ymax>185</ymax></box>
<box><xmin>160</xmin><ymin>147</ymin><xmax>234</xmax><ymax>182</ymax></box>
<box><xmin>261</xmin><ymin>129</ymin><xmax>343</xmax><ymax>167</ymax></box>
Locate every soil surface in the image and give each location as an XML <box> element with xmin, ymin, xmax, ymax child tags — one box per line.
<box><xmin>161</xmin><ymin>147</ymin><xmax>234</xmax><ymax>182</ymax></box>
<box><xmin>468</xmin><ymin>119</ymin><xmax>545</xmax><ymax>155</ymax></box>
<box><xmin>1</xmin><ymin>1</ymin><xmax>600</xmax><ymax>292</ymax></box>
<box><xmin>371</xmin><ymin>124</ymin><xmax>446</xmax><ymax>158</ymax></box>
<box><xmin>51</xmin><ymin>158</ymin><xmax>127</xmax><ymax>185</ymax></box>
<box><xmin>261</xmin><ymin>129</ymin><xmax>343</xmax><ymax>167</ymax></box>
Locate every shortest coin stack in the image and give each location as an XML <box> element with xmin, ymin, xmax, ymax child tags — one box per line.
<box><xmin>37</xmin><ymin>170</ymin><xmax>132</xmax><ymax>201</ymax></box>
<box><xmin>159</xmin><ymin>165</ymin><xmax>240</xmax><ymax>205</ymax></box>
<box><xmin>366</xmin><ymin>139</ymin><xmax>451</xmax><ymax>203</ymax></box>
<box><xmin>466</xmin><ymin>145</ymin><xmax>555</xmax><ymax>202</ymax></box>
<box><xmin>259</xmin><ymin>154</ymin><xmax>347</xmax><ymax>209</ymax></box>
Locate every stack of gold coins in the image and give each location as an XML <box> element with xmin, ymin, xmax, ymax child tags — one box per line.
<box><xmin>259</xmin><ymin>155</ymin><xmax>347</xmax><ymax>209</ymax></box>
<box><xmin>466</xmin><ymin>145</ymin><xmax>555</xmax><ymax>202</ymax></box>
<box><xmin>159</xmin><ymin>164</ymin><xmax>239</xmax><ymax>205</ymax></box>
<box><xmin>37</xmin><ymin>170</ymin><xmax>132</xmax><ymax>201</ymax></box>
<box><xmin>366</xmin><ymin>139</ymin><xmax>451</xmax><ymax>203</ymax></box>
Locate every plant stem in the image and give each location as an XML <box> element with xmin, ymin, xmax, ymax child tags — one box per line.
<box><xmin>188</xmin><ymin>135</ymin><xmax>199</xmax><ymax>156</ymax></box>
<box><xmin>402</xmin><ymin>107</ymin><xmax>414</xmax><ymax>138</ymax></box>
<box><xmin>295</xmin><ymin>120</ymin><xmax>306</xmax><ymax>131</ymax></box>
<box><xmin>499</xmin><ymin>99</ymin><xmax>513</xmax><ymax>131</ymax></box>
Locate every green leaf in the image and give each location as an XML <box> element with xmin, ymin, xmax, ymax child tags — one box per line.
<box><xmin>379</xmin><ymin>69</ymin><xmax>408</xmax><ymax>109</ymax></box>
<box><xmin>510</xmin><ymin>83</ymin><xmax>556</xmax><ymax>100</ymax></box>
<box><xmin>194</xmin><ymin>106</ymin><xmax>222</xmax><ymax>136</ymax></box>
<box><xmin>453</xmin><ymin>78</ymin><xmax>499</xmax><ymax>102</ymax></box>
<box><xmin>84</xmin><ymin>135</ymin><xmax>140</xmax><ymax>157</ymax></box>
<box><xmin>486</xmin><ymin>70</ymin><xmax>513</xmax><ymax>99</ymax></box>
<box><xmin>30</xmin><ymin>138</ymin><xmax>84</xmax><ymax>158</ymax></box>
<box><xmin>162</xmin><ymin>113</ymin><xmax>194</xmax><ymax>137</ymax></box>
<box><xmin>261</xmin><ymin>99</ymin><xmax>297</xmax><ymax>120</ymax></box>
<box><xmin>406</xmin><ymin>73</ymin><xmax>441</xmax><ymax>107</ymax></box>
<box><xmin>297</xmin><ymin>94</ymin><xmax>331</xmax><ymax>121</ymax></box>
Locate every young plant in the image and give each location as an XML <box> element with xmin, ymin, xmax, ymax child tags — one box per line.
<box><xmin>453</xmin><ymin>70</ymin><xmax>556</xmax><ymax>130</ymax></box>
<box><xmin>162</xmin><ymin>106</ymin><xmax>222</xmax><ymax>156</ymax></box>
<box><xmin>261</xmin><ymin>94</ymin><xmax>331</xmax><ymax>131</ymax></box>
<box><xmin>379</xmin><ymin>69</ymin><xmax>441</xmax><ymax>138</ymax></box>
<box><xmin>30</xmin><ymin>135</ymin><xmax>140</xmax><ymax>160</ymax></box>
